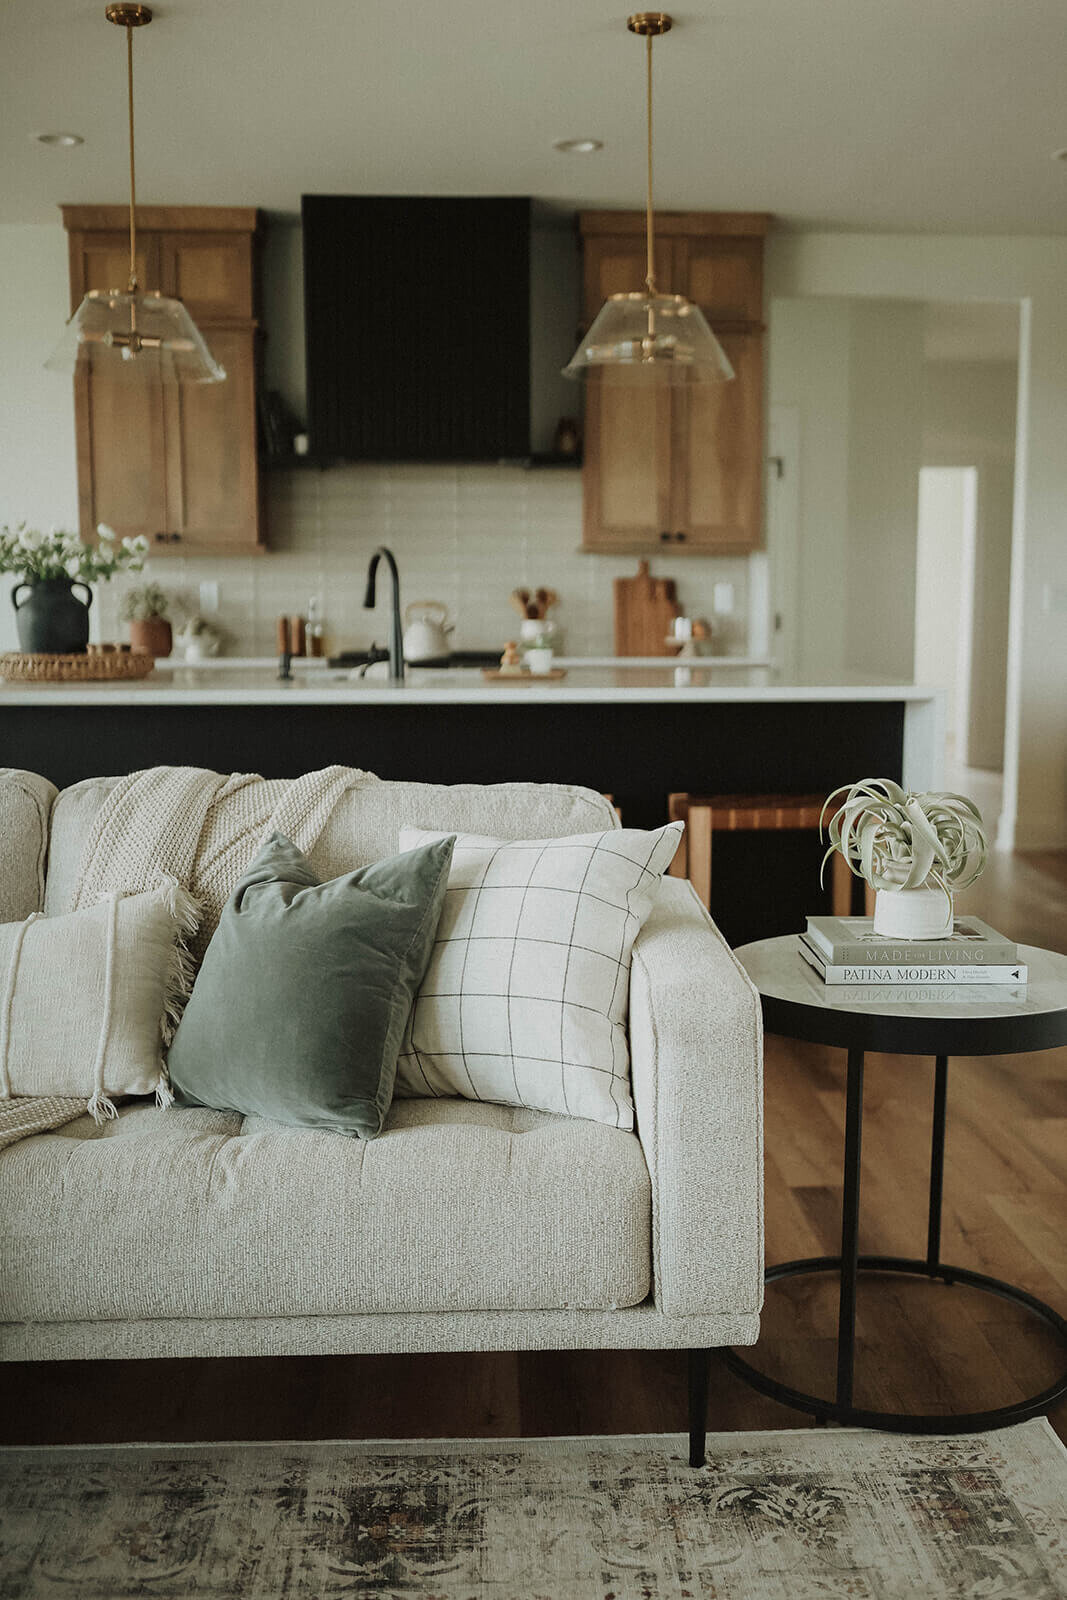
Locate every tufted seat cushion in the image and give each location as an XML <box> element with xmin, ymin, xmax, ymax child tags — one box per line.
<box><xmin>0</xmin><ymin>1099</ymin><xmax>651</xmax><ymax>1323</ymax></box>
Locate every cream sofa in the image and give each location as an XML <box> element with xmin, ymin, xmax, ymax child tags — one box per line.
<box><xmin>0</xmin><ymin>767</ymin><xmax>763</xmax><ymax>1464</ymax></box>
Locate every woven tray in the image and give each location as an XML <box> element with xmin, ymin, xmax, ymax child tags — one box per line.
<box><xmin>0</xmin><ymin>651</ymin><xmax>156</xmax><ymax>683</ymax></box>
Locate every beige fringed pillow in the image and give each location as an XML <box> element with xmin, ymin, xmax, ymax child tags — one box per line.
<box><xmin>0</xmin><ymin>878</ymin><xmax>198</xmax><ymax>1122</ymax></box>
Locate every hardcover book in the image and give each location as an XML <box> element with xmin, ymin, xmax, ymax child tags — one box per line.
<box><xmin>798</xmin><ymin>933</ymin><xmax>1027</xmax><ymax>986</ymax></box>
<box><xmin>805</xmin><ymin>913</ymin><xmax>1017</xmax><ymax>966</ymax></box>
<box><xmin>808</xmin><ymin>978</ymin><xmax>1030</xmax><ymax>1006</ymax></box>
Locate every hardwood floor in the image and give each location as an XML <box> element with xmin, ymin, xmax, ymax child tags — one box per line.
<box><xmin>4</xmin><ymin>852</ymin><xmax>1064</xmax><ymax>1449</ymax></box>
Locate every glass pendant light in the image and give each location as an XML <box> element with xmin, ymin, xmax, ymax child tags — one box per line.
<box><xmin>45</xmin><ymin>5</ymin><xmax>224</xmax><ymax>385</ymax></box>
<box><xmin>563</xmin><ymin>13</ymin><xmax>733</xmax><ymax>386</ymax></box>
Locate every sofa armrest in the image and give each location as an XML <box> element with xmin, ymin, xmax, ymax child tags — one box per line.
<box><xmin>0</xmin><ymin>769</ymin><xmax>57</xmax><ymax>922</ymax></box>
<box><xmin>629</xmin><ymin>876</ymin><xmax>764</xmax><ymax>1319</ymax></box>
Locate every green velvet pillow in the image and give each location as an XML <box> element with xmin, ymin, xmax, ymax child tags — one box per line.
<box><xmin>168</xmin><ymin>832</ymin><xmax>454</xmax><ymax>1139</ymax></box>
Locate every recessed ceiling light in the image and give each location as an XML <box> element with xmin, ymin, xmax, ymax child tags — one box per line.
<box><xmin>1052</xmin><ymin>147</ymin><xmax>1067</xmax><ymax>162</ymax></box>
<box><xmin>553</xmin><ymin>138</ymin><xmax>604</xmax><ymax>154</ymax></box>
<box><xmin>33</xmin><ymin>132</ymin><xmax>84</xmax><ymax>147</ymax></box>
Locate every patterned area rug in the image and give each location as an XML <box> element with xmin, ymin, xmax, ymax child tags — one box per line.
<box><xmin>1</xmin><ymin>1423</ymin><xmax>1065</xmax><ymax>1599</ymax></box>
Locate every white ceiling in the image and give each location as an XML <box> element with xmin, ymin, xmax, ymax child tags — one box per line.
<box><xmin>3</xmin><ymin>0</ymin><xmax>1066</xmax><ymax>233</ymax></box>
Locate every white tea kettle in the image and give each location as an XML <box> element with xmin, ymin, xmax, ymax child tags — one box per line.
<box><xmin>403</xmin><ymin>600</ymin><xmax>454</xmax><ymax>663</ymax></box>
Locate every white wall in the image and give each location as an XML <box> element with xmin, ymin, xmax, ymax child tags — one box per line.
<box><xmin>0</xmin><ymin>226</ymin><xmax>79</xmax><ymax>651</ymax></box>
<box><xmin>766</xmin><ymin>232</ymin><xmax>1067</xmax><ymax>849</ymax></box>
<box><xmin>766</xmin><ymin>296</ymin><xmax>925</xmax><ymax>682</ymax></box>
<box><xmin>764</xmin><ymin>299</ymin><xmax>850</xmax><ymax>679</ymax></box>
<box><xmin>844</xmin><ymin>300</ymin><xmax>924</xmax><ymax>679</ymax></box>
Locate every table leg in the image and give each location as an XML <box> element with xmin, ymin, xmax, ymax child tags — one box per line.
<box><xmin>926</xmin><ymin>1055</ymin><xmax>949</xmax><ymax>1273</ymax></box>
<box><xmin>835</xmin><ymin>1047</ymin><xmax>865</xmax><ymax>1410</ymax></box>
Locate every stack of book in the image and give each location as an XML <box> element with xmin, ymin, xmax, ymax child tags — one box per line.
<box><xmin>800</xmin><ymin>914</ymin><xmax>1026</xmax><ymax>986</ymax></box>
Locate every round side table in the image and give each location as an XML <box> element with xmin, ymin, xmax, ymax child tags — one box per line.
<box><xmin>730</xmin><ymin>935</ymin><xmax>1067</xmax><ymax>1432</ymax></box>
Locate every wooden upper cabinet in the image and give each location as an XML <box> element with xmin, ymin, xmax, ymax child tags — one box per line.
<box><xmin>578</xmin><ymin>211</ymin><xmax>770</xmax><ymax>555</ymax></box>
<box><xmin>60</xmin><ymin>205</ymin><xmax>263</xmax><ymax>555</ymax></box>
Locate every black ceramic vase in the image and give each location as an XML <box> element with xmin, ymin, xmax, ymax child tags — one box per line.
<box><xmin>12</xmin><ymin>577</ymin><xmax>93</xmax><ymax>654</ymax></box>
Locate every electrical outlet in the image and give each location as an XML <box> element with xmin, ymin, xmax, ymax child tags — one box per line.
<box><xmin>199</xmin><ymin>581</ymin><xmax>220</xmax><ymax>614</ymax></box>
<box><xmin>712</xmin><ymin>582</ymin><xmax>734</xmax><ymax>616</ymax></box>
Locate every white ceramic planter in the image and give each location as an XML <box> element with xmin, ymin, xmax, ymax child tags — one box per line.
<box><xmin>525</xmin><ymin>647</ymin><xmax>554</xmax><ymax>675</ymax></box>
<box><xmin>872</xmin><ymin>885</ymin><xmax>953</xmax><ymax>941</ymax></box>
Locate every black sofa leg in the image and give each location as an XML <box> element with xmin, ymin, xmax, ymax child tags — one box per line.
<box><xmin>687</xmin><ymin>1348</ymin><xmax>709</xmax><ymax>1467</ymax></box>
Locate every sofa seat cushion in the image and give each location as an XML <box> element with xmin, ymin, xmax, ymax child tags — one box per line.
<box><xmin>0</xmin><ymin>1099</ymin><xmax>651</xmax><ymax>1323</ymax></box>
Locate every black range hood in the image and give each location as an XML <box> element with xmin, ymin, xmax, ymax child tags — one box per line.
<box><xmin>302</xmin><ymin>195</ymin><xmax>534</xmax><ymax>463</ymax></box>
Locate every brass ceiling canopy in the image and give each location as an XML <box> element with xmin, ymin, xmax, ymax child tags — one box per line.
<box><xmin>563</xmin><ymin>12</ymin><xmax>733</xmax><ymax>385</ymax></box>
<box><xmin>104</xmin><ymin>4</ymin><xmax>153</xmax><ymax>26</ymax></box>
<box><xmin>627</xmin><ymin>12</ymin><xmax>672</xmax><ymax>37</ymax></box>
<box><xmin>46</xmin><ymin>2</ymin><xmax>224</xmax><ymax>383</ymax></box>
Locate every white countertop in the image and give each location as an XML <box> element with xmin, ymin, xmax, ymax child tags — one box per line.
<box><xmin>0</xmin><ymin>659</ymin><xmax>943</xmax><ymax>707</ymax></box>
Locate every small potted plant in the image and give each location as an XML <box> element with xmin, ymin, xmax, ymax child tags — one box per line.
<box><xmin>1</xmin><ymin>522</ymin><xmax>147</xmax><ymax>654</ymax></box>
<box><xmin>821</xmin><ymin>777</ymin><xmax>988</xmax><ymax>940</ymax></box>
<box><xmin>120</xmin><ymin>583</ymin><xmax>173</xmax><ymax>657</ymax></box>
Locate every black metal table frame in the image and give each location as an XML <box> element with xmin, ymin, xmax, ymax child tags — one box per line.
<box><xmin>723</xmin><ymin>968</ymin><xmax>1067</xmax><ymax>1432</ymax></box>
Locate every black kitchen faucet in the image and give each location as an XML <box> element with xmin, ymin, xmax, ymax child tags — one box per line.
<box><xmin>363</xmin><ymin>546</ymin><xmax>404</xmax><ymax>680</ymax></box>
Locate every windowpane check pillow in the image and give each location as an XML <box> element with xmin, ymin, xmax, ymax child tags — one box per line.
<box><xmin>395</xmin><ymin>823</ymin><xmax>683</xmax><ymax>1129</ymax></box>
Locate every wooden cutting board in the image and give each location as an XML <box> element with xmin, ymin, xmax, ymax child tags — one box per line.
<box><xmin>613</xmin><ymin>561</ymin><xmax>681</xmax><ymax>657</ymax></box>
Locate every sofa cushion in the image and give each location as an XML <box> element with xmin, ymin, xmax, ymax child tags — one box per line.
<box><xmin>0</xmin><ymin>769</ymin><xmax>56</xmax><ymax>922</ymax></box>
<box><xmin>0</xmin><ymin>881</ymin><xmax>194</xmax><ymax>1113</ymax></box>
<box><xmin>43</xmin><ymin>775</ymin><xmax>618</xmax><ymax>915</ymax></box>
<box><xmin>0</xmin><ymin>1099</ymin><xmax>651</xmax><ymax>1322</ymax></box>
<box><xmin>168</xmin><ymin>833</ymin><xmax>454</xmax><ymax>1139</ymax></box>
<box><xmin>395</xmin><ymin>824</ymin><xmax>683</xmax><ymax>1130</ymax></box>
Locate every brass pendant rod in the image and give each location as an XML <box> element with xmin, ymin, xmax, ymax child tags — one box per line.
<box><xmin>125</xmin><ymin>21</ymin><xmax>138</xmax><ymax>293</ymax></box>
<box><xmin>645</xmin><ymin>28</ymin><xmax>656</xmax><ymax>296</ymax></box>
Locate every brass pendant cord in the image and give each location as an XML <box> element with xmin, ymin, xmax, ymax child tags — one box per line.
<box><xmin>645</xmin><ymin>28</ymin><xmax>656</xmax><ymax>296</ymax></box>
<box><xmin>125</xmin><ymin>21</ymin><xmax>138</xmax><ymax>294</ymax></box>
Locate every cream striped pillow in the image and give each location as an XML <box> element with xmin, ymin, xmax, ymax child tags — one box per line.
<box><xmin>395</xmin><ymin>823</ymin><xmax>683</xmax><ymax>1128</ymax></box>
<box><xmin>0</xmin><ymin>880</ymin><xmax>197</xmax><ymax>1122</ymax></box>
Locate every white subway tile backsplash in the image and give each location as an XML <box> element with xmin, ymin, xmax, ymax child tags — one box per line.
<box><xmin>94</xmin><ymin>463</ymin><xmax>754</xmax><ymax>658</ymax></box>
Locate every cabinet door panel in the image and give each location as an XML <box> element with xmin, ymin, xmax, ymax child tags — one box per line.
<box><xmin>583</xmin><ymin>382</ymin><xmax>673</xmax><ymax>549</ymax></box>
<box><xmin>582</xmin><ymin>236</ymin><xmax>678</xmax><ymax>323</ymax></box>
<box><xmin>581</xmin><ymin>238</ymin><xmax>677</xmax><ymax>549</ymax></box>
<box><xmin>675</xmin><ymin>235</ymin><xmax>763</xmax><ymax>325</ymax></box>
<box><xmin>673</xmin><ymin>331</ymin><xmax>763</xmax><ymax>550</ymax></box>
<box><xmin>76</xmin><ymin>365</ymin><xmax>167</xmax><ymax>542</ymax></box>
<box><xmin>161</xmin><ymin>233</ymin><xmax>253</xmax><ymax>320</ymax></box>
<box><xmin>68</xmin><ymin>232</ymin><xmax>160</xmax><ymax>308</ymax></box>
<box><xmin>162</xmin><ymin>328</ymin><xmax>260</xmax><ymax>550</ymax></box>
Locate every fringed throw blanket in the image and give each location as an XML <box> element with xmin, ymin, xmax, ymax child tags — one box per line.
<box><xmin>0</xmin><ymin>764</ymin><xmax>365</xmax><ymax>1147</ymax></box>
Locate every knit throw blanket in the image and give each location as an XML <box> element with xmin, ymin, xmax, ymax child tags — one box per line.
<box><xmin>0</xmin><ymin>764</ymin><xmax>363</xmax><ymax>1149</ymax></box>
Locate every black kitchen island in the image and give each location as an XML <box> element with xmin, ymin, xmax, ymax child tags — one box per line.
<box><xmin>0</xmin><ymin>664</ymin><xmax>941</xmax><ymax>943</ymax></box>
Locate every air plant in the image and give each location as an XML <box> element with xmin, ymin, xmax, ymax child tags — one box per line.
<box><xmin>821</xmin><ymin>778</ymin><xmax>988</xmax><ymax>906</ymax></box>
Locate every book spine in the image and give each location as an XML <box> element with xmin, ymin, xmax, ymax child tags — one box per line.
<box><xmin>804</xmin><ymin>931</ymin><xmax>1018</xmax><ymax>965</ymax></box>
<box><xmin>802</xmin><ymin>955</ymin><xmax>1028</xmax><ymax>985</ymax></box>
